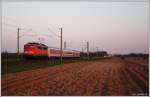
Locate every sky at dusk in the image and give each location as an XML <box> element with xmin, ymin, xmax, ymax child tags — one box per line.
<box><xmin>1</xmin><ymin>0</ymin><xmax>149</xmax><ymax>54</ymax></box>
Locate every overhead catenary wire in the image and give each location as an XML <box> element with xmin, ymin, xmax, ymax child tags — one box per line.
<box><xmin>19</xmin><ymin>33</ymin><xmax>37</xmax><ymax>38</ymax></box>
<box><xmin>2</xmin><ymin>17</ymin><xmax>18</xmax><ymax>23</ymax></box>
<box><xmin>2</xmin><ymin>20</ymin><xmax>53</xmax><ymax>38</ymax></box>
<box><xmin>49</xmin><ymin>24</ymin><xmax>58</xmax><ymax>33</ymax></box>
<box><xmin>2</xmin><ymin>22</ymin><xmax>18</xmax><ymax>28</ymax></box>
<box><xmin>2</xmin><ymin>24</ymin><xmax>38</xmax><ymax>42</ymax></box>
<box><xmin>2</xmin><ymin>22</ymin><xmax>40</xmax><ymax>35</ymax></box>
<box><xmin>2</xmin><ymin>22</ymin><xmax>33</xmax><ymax>32</ymax></box>
<box><xmin>2</xmin><ymin>16</ymin><xmax>32</xmax><ymax>29</ymax></box>
<box><xmin>2</xmin><ymin>27</ymin><xmax>17</xmax><ymax>32</ymax></box>
<box><xmin>40</xmin><ymin>33</ymin><xmax>52</xmax><ymax>38</ymax></box>
<box><xmin>2</xmin><ymin>17</ymin><xmax>37</xmax><ymax>38</ymax></box>
<box><xmin>48</xmin><ymin>27</ymin><xmax>60</xmax><ymax>38</ymax></box>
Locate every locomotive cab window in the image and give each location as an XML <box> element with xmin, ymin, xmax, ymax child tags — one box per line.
<box><xmin>43</xmin><ymin>47</ymin><xmax>47</xmax><ymax>50</ymax></box>
<box><xmin>37</xmin><ymin>46</ymin><xmax>42</xmax><ymax>49</ymax></box>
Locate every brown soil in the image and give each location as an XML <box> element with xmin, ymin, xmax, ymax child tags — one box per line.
<box><xmin>1</xmin><ymin>57</ymin><xmax>149</xmax><ymax>96</ymax></box>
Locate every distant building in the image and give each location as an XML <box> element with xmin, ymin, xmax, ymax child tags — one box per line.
<box><xmin>80</xmin><ymin>51</ymin><xmax>108</xmax><ymax>57</ymax></box>
<box><xmin>96</xmin><ymin>51</ymin><xmax>108</xmax><ymax>57</ymax></box>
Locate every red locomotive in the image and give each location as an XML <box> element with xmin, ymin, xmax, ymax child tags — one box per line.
<box><xmin>23</xmin><ymin>42</ymin><xmax>80</xmax><ymax>58</ymax></box>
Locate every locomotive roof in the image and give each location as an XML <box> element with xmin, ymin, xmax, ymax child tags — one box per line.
<box><xmin>48</xmin><ymin>47</ymin><xmax>80</xmax><ymax>52</ymax></box>
<box><xmin>25</xmin><ymin>42</ymin><xmax>48</xmax><ymax>47</ymax></box>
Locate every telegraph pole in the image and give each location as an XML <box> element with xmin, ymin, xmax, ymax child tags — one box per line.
<box><xmin>60</xmin><ymin>27</ymin><xmax>63</xmax><ymax>64</ymax></box>
<box><xmin>82</xmin><ymin>47</ymin><xmax>84</xmax><ymax>52</ymax></box>
<box><xmin>96</xmin><ymin>47</ymin><xmax>98</xmax><ymax>57</ymax></box>
<box><xmin>17</xmin><ymin>27</ymin><xmax>32</xmax><ymax>57</ymax></box>
<box><xmin>87</xmin><ymin>41</ymin><xmax>89</xmax><ymax>59</ymax></box>
<box><xmin>64</xmin><ymin>41</ymin><xmax>66</xmax><ymax>50</ymax></box>
<box><xmin>17</xmin><ymin>28</ymin><xmax>20</xmax><ymax>56</ymax></box>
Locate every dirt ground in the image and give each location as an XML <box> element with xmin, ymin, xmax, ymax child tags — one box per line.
<box><xmin>1</xmin><ymin>57</ymin><xmax>149</xmax><ymax>96</ymax></box>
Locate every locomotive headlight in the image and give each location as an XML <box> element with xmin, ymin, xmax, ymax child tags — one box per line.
<box><xmin>25</xmin><ymin>51</ymin><xmax>34</xmax><ymax>54</ymax></box>
<box><xmin>29</xmin><ymin>51</ymin><xmax>34</xmax><ymax>54</ymax></box>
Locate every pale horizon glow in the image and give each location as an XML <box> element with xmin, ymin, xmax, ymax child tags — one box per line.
<box><xmin>1</xmin><ymin>1</ymin><xmax>149</xmax><ymax>54</ymax></box>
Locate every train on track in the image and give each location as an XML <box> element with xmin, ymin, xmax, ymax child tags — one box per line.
<box><xmin>23</xmin><ymin>42</ymin><xmax>80</xmax><ymax>59</ymax></box>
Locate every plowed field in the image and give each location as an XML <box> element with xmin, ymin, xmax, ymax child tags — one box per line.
<box><xmin>1</xmin><ymin>57</ymin><xmax>149</xmax><ymax>96</ymax></box>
